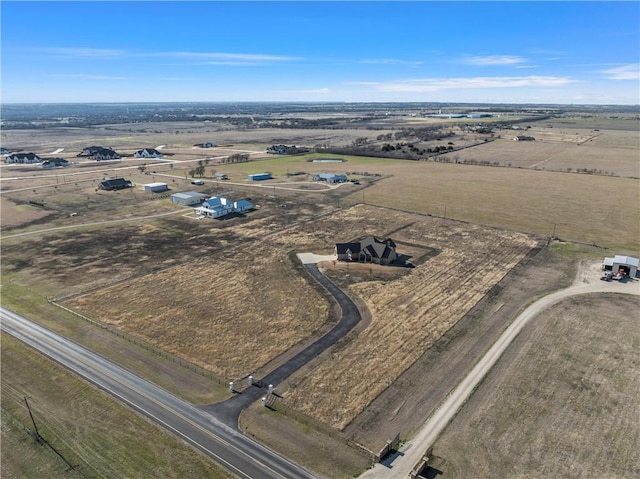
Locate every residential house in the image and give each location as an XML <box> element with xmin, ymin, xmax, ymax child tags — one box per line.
<box><xmin>79</xmin><ymin>146</ymin><xmax>121</xmax><ymax>160</ymax></box>
<box><xmin>5</xmin><ymin>152</ymin><xmax>42</xmax><ymax>164</ymax></box>
<box><xmin>134</xmin><ymin>148</ymin><xmax>163</xmax><ymax>158</ymax></box>
<box><xmin>194</xmin><ymin>196</ymin><xmax>253</xmax><ymax>218</ymax></box>
<box><xmin>266</xmin><ymin>144</ymin><xmax>304</xmax><ymax>155</ymax></box>
<box><xmin>335</xmin><ymin>236</ymin><xmax>398</xmax><ymax>265</ymax></box>
<box><xmin>98</xmin><ymin>178</ymin><xmax>132</xmax><ymax>191</ymax></box>
<box><xmin>42</xmin><ymin>158</ymin><xmax>69</xmax><ymax>168</ymax></box>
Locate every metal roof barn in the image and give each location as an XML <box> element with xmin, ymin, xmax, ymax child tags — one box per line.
<box><xmin>171</xmin><ymin>191</ymin><xmax>206</xmax><ymax>206</ymax></box>
<box><xmin>143</xmin><ymin>182</ymin><xmax>168</xmax><ymax>193</ymax></box>
<box><xmin>248</xmin><ymin>173</ymin><xmax>271</xmax><ymax>181</ymax></box>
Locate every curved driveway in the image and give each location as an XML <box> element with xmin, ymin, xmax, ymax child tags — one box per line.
<box><xmin>360</xmin><ymin>273</ymin><xmax>640</xmax><ymax>479</ymax></box>
<box><xmin>203</xmin><ymin>262</ymin><xmax>362</xmax><ymax>427</ymax></box>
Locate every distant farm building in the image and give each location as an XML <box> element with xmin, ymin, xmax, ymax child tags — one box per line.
<box><xmin>248</xmin><ymin>172</ymin><xmax>272</xmax><ymax>181</ymax></box>
<box><xmin>42</xmin><ymin>158</ymin><xmax>69</xmax><ymax>168</ymax></box>
<box><xmin>0</xmin><ymin>147</ymin><xmax>11</xmax><ymax>155</ymax></box>
<box><xmin>336</xmin><ymin>236</ymin><xmax>398</xmax><ymax>265</ymax></box>
<box><xmin>194</xmin><ymin>196</ymin><xmax>253</xmax><ymax>218</ymax></box>
<box><xmin>171</xmin><ymin>191</ymin><xmax>206</xmax><ymax>206</ymax></box>
<box><xmin>99</xmin><ymin>178</ymin><xmax>132</xmax><ymax>191</ymax></box>
<box><xmin>143</xmin><ymin>182</ymin><xmax>169</xmax><ymax>193</ymax></box>
<box><xmin>134</xmin><ymin>148</ymin><xmax>163</xmax><ymax>158</ymax></box>
<box><xmin>5</xmin><ymin>152</ymin><xmax>42</xmax><ymax>164</ymax></box>
<box><xmin>313</xmin><ymin>173</ymin><xmax>348</xmax><ymax>183</ymax></box>
<box><xmin>195</xmin><ymin>142</ymin><xmax>218</xmax><ymax>148</ymax></box>
<box><xmin>513</xmin><ymin>136</ymin><xmax>535</xmax><ymax>141</ymax></box>
<box><xmin>215</xmin><ymin>173</ymin><xmax>229</xmax><ymax>180</ymax></box>
<box><xmin>602</xmin><ymin>255</ymin><xmax>639</xmax><ymax>278</ymax></box>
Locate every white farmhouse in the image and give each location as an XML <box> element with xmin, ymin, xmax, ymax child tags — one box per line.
<box><xmin>194</xmin><ymin>196</ymin><xmax>253</xmax><ymax>218</ymax></box>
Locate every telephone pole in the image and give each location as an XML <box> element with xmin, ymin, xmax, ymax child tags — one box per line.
<box><xmin>24</xmin><ymin>396</ymin><xmax>43</xmax><ymax>443</ymax></box>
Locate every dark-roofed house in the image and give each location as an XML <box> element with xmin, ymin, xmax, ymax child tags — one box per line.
<box><xmin>5</xmin><ymin>152</ymin><xmax>42</xmax><ymax>164</ymax></box>
<box><xmin>99</xmin><ymin>178</ymin><xmax>132</xmax><ymax>191</ymax></box>
<box><xmin>78</xmin><ymin>146</ymin><xmax>120</xmax><ymax>161</ymax></box>
<box><xmin>91</xmin><ymin>147</ymin><xmax>121</xmax><ymax>161</ymax></box>
<box><xmin>134</xmin><ymin>148</ymin><xmax>163</xmax><ymax>158</ymax></box>
<box><xmin>42</xmin><ymin>158</ymin><xmax>69</xmax><ymax>168</ymax></box>
<box><xmin>335</xmin><ymin>236</ymin><xmax>397</xmax><ymax>265</ymax></box>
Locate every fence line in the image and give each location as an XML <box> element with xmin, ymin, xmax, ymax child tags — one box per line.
<box><xmin>48</xmin><ymin>300</ymin><xmax>228</xmax><ymax>387</ymax></box>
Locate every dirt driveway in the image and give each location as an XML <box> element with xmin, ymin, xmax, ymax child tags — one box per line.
<box><xmin>360</xmin><ymin>259</ymin><xmax>640</xmax><ymax>479</ymax></box>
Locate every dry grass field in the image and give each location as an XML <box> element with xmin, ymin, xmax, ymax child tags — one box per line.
<box><xmin>3</xmin><ymin>198</ymin><xmax>538</xmax><ymax>430</ymax></box>
<box><xmin>439</xmin><ymin>136</ymin><xmax>639</xmax><ymax>177</ymax></box>
<box><xmin>432</xmin><ymin>293</ymin><xmax>640</xmax><ymax>478</ymax></box>
<box><xmin>282</xmin><ymin>206</ymin><xmax>538</xmax><ymax>430</ymax></box>
<box><xmin>2</xmin><ymin>112</ymin><xmax>638</xmax><ymax>475</ymax></box>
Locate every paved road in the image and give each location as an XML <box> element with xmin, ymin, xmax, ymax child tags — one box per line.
<box><xmin>0</xmin><ymin>307</ymin><xmax>316</xmax><ymax>479</ymax></box>
<box><xmin>360</xmin><ymin>274</ymin><xmax>640</xmax><ymax>479</ymax></box>
<box><xmin>203</xmin><ymin>263</ymin><xmax>362</xmax><ymax>428</ymax></box>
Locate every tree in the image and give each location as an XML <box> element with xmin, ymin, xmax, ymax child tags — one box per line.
<box><xmin>138</xmin><ymin>164</ymin><xmax>147</xmax><ymax>174</ymax></box>
<box><xmin>188</xmin><ymin>168</ymin><xmax>196</xmax><ymax>178</ymax></box>
<box><xmin>195</xmin><ymin>165</ymin><xmax>205</xmax><ymax>177</ymax></box>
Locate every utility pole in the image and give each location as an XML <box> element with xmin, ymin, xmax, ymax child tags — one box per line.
<box><xmin>24</xmin><ymin>396</ymin><xmax>43</xmax><ymax>443</ymax></box>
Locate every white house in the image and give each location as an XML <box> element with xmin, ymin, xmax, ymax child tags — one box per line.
<box><xmin>194</xmin><ymin>196</ymin><xmax>253</xmax><ymax>218</ymax></box>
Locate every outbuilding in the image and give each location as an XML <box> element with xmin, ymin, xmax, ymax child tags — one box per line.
<box><xmin>143</xmin><ymin>182</ymin><xmax>169</xmax><ymax>193</ymax></box>
<box><xmin>248</xmin><ymin>172</ymin><xmax>272</xmax><ymax>181</ymax></box>
<box><xmin>602</xmin><ymin>255</ymin><xmax>639</xmax><ymax>278</ymax></box>
<box><xmin>171</xmin><ymin>191</ymin><xmax>206</xmax><ymax>206</ymax></box>
<box><xmin>313</xmin><ymin>173</ymin><xmax>348</xmax><ymax>183</ymax></box>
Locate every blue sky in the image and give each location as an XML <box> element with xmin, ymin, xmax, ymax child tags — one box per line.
<box><xmin>2</xmin><ymin>1</ymin><xmax>639</xmax><ymax>104</ymax></box>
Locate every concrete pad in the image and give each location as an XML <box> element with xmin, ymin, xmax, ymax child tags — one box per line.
<box><xmin>297</xmin><ymin>252</ymin><xmax>337</xmax><ymax>264</ymax></box>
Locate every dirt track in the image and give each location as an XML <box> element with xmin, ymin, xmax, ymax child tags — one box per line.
<box><xmin>360</xmin><ymin>260</ymin><xmax>640</xmax><ymax>478</ymax></box>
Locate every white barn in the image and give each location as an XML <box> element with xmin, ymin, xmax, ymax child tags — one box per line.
<box><xmin>602</xmin><ymin>255</ymin><xmax>639</xmax><ymax>278</ymax></box>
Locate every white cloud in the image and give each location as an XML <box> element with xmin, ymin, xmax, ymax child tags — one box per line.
<box><xmin>461</xmin><ymin>55</ymin><xmax>528</xmax><ymax>66</ymax></box>
<box><xmin>362</xmin><ymin>76</ymin><xmax>576</xmax><ymax>92</ymax></box>
<box><xmin>600</xmin><ymin>64</ymin><xmax>640</xmax><ymax>80</ymax></box>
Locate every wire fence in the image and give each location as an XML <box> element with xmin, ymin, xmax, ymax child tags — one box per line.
<box><xmin>49</xmin><ymin>300</ymin><xmax>229</xmax><ymax>388</ymax></box>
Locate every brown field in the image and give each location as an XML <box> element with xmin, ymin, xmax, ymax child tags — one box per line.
<box><xmin>438</xmin><ymin>133</ymin><xmax>639</xmax><ymax>177</ymax></box>
<box><xmin>1</xmin><ymin>113</ymin><xmax>638</xmax><ymax>475</ymax></box>
<box><xmin>432</xmin><ymin>293</ymin><xmax>640</xmax><ymax>478</ymax></box>
<box><xmin>282</xmin><ymin>208</ymin><xmax>538</xmax><ymax>430</ymax></box>
<box><xmin>3</xmin><ymin>200</ymin><xmax>537</xmax><ymax>428</ymax></box>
